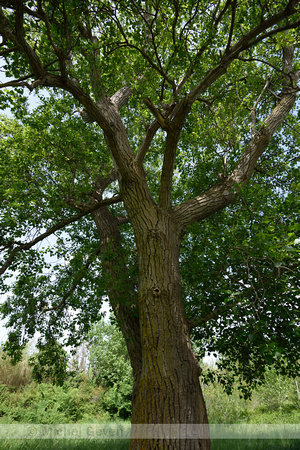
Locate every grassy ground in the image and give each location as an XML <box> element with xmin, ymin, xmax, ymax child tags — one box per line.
<box><xmin>1</xmin><ymin>438</ymin><xmax>299</xmax><ymax>450</ymax></box>
<box><xmin>0</xmin><ymin>440</ymin><xmax>129</xmax><ymax>450</ymax></box>
<box><xmin>211</xmin><ymin>440</ymin><xmax>299</xmax><ymax>450</ymax></box>
<box><xmin>0</xmin><ymin>410</ymin><xmax>299</xmax><ymax>449</ymax></box>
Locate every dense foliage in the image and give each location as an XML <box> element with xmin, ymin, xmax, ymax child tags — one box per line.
<box><xmin>1</xmin><ymin>95</ymin><xmax>298</xmax><ymax>393</ymax></box>
<box><xmin>0</xmin><ymin>3</ymin><xmax>300</xmax><ymax>435</ymax></box>
<box><xmin>87</xmin><ymin>318</ymin><xmax>133</xmax><ymax>418</ymax></box>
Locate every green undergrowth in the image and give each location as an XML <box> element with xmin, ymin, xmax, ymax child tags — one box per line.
<box><xmin>202</xmin><ymin>368</ymin><xmax>300</xmax><ymax>425</ymax></box>
<box><xmin>0</xmin><ymin>375</ymin><xmax>111</xmax><ymax>424</ymax></box>
<box><xmin>0</xmin><ymin>350</ymin><xmax>299</xmax><ymax>449</ymax></box>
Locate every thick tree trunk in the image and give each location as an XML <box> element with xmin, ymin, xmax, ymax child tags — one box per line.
<box><xmin>92</xmin><ymin>183</ymin><xmax>211</xmax><ymax>449</ymax></box>
<box><xmin>92</xmin><ymin>199</ymin><xmax>210</xmax><ymax>449</ymax></box>
<box><xmin>126</xmin><ymin>203</ymin><xmax>210</xmax><ymax>449</ymax></box>
<box><xmin>90</xmin><ymin>63</ymin><xmax>299</xmax><ymax>447</ymax></box>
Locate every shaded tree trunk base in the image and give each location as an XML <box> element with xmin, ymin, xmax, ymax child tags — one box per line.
<box><xmin>129</xmin><ymin>438</ymin><xmax>211</xmax><ymax>450</ymax></box>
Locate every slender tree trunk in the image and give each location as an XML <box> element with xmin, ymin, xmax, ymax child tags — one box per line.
<box><xmin>92</xmin><ymin>206</ymin><xmax>142</xmax><ymax>379</ymax></box>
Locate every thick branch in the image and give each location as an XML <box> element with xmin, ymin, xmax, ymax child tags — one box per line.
<box><xmin>111</xmin><ymin>85</ymin><xmax>133</xmax><ymax>110</ymax></box>
<box><xmin>174</xmin><ymin>72</ymin><xmax>299</xmax><ymax>232</ymax></box>
<box><xmin>0</xmin><ymin>195</ymin><xmax>122</xmax><ymax>276</ymax></box>
<box><xmin>79</xmin><ymin>85</ymin><xmax>135</xmax><ymax>123</ymax></box>
<box><xmin>247</xmin><ymin>18</ymin><xmax>300</xmax><ymax>50</ymax></box>
<box><xmin>0</xmin><ymin>79</ymin><xmax>33</xmax><ymax>90</ymax></box>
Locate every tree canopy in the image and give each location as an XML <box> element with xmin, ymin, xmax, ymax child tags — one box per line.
<box><xmin>0</xmin><ymin>2</ymin><xmax>300</xmax><ymax>446</ymax></box>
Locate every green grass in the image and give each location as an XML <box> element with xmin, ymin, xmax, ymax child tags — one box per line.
<box><xmin>208</xmin><ymin>409</ymin><xmax>300</xmax><ymax>425</ymax></box>
<box><xmin>211</xmin><ymin>440</ymin><xmax>299</xmax><ymax>449</ymax></box>
<box><xmin>0</xmin><ymin>439</ymin><xmax>130</xmax><ymax>450</ymax></box>
<box><xmin>1</xmin><ymin>438</ymin><xmax>299</xmax><ymax>450</ymax></box>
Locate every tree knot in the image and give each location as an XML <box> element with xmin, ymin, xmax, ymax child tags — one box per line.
<box><xmin>153</xmin><ymin>287</ymin><xmax>161</xmax><ymax>297</ymax></box>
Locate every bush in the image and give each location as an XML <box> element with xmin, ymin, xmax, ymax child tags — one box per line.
<box><xmin>101</xmin><ymin>382</ymin><xmax>132</xmax><ymax>419</ymax></box>
<box><xmin>254</xmin><ymin>370</ymin><xmax>300</xmax><ymax>412</ymax></box>
<box><xmin>29</xmin><ymin>340</ymin><xmax>69</xmax><ymax>386</ymax></box>
<box><xmin>0</xmin><ymin>376</ymin><xmax>108</xmax><ymax>424</ymax></box>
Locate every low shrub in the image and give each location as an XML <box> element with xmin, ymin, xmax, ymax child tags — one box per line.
<box><xmin>202</xmin><ymin>367</ymin><xmax>300</xmax><ymax>424</ymax></box>
<box><xmin>0</xmin><ymin>376</ymin><xmax>107</xmax><ymax>424</ymax></box>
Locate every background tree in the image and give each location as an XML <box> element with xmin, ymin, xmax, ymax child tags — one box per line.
<box><xmin>0</xmin><ymin>1</ymin><xmax>300</xmax><ymax>449</ymax></box>
<box><xmin>87</xmin><ymin>317</ymin><xmax>133</xmax><ymax>419</ymax></box>
<box><xmin>28</xmin><ymin>339</ymin><xmax>69</xmax><ymax>386</ymax></box>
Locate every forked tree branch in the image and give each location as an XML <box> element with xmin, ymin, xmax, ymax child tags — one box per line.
<box><xmin>135</xmin><ymin>101</ymin><xmax>176</xmax><ymax>165</ymax></box>
<box><xmin>79</xmin><ymin>85</ymin><xmax>135</xmax><ymax>122</ymax></box>
<box><xmin>174</xmin><ymin>49</ymin><xmax>300</xmax><ymax>232</ymax></box>
<box><xmin>187</xmin><ymin>1</ymin><xmax>300</xmax><ymax>105</ymax></box>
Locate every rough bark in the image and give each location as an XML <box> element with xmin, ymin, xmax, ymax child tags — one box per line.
<box><xmin>92</xmin><ymin>198</ymin><xmax>210</xmax><ymax>450</ymax></box>
<box><xmin>130</xmin><ymin>227</ymin><xmax>210</xmax><ymax>449</ymax></box>
<box><xmin>113</xmin><ymin>168</ymin><xmax>209</xmax><ymax>449</ymax></box>
<box><xmin>89</xmin><ymin>159</ymin><xmax>211</xmax><ymax>449</ymax></box>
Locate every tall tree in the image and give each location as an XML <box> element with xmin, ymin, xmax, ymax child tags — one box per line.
<box><xmin>0</xmin><ymin>1</ymin><xmax>300</xmax><ymax>449</ymax></box>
